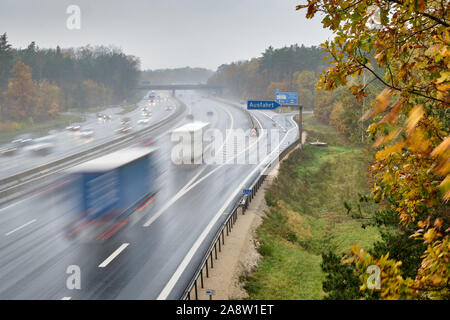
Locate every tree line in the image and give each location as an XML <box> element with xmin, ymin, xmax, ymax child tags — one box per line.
<box><xmin>207</xmin><ymin>43</ymin><xmax>382</xmax><ymax>144</ymax></box>
<box><xmin>208</xmin><ymin>44</ymin><xmax>328</xmax><ymax>104</ymax></box>
<box><xmin>0</xmin><ymin>33</ymin><xmax>140</xmax><ymax>125</ymax></box>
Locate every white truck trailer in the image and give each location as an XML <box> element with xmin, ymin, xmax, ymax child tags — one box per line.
<box><xmin>171</xmin><ymin>121</ymin><xmax>211</xmax><ymax>165</ymax></box>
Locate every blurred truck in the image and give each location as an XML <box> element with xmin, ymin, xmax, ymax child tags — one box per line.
<box><xmin>64</xmin><ymin>147</ymin><xmax>157</xmax><ymax>240</ymax></box>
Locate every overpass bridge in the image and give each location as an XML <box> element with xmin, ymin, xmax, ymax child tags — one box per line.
<box><xmin>137</xmin><ymin>83</ymin><xmax>223</xmax><ymax>95</ymax></box>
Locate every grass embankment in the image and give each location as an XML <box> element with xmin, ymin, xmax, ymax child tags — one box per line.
<box><xmin>0</xmin><ymin>115</ymin><xmax>83</xmax><ymax>144</ymax></box>
<box><xmin>242</xmin><ymin>114</ymin><xmax>380</xmax><ymax>299</ymax></box>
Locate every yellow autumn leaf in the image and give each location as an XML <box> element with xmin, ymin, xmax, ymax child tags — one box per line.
<box><xmin>406</xmin><ymin>105</ymin><xmax>424</xmax><ymax>135</ymax></box>
<box><xmin>431</xmin><ymin>136</ymin><xmax>450</xmax><ymax>157</ymax></box>
<box><xmin>381</xmin><ymin>100</ymin><xmax>402</xmax><ymax>124</ymax></box>
<box><xmin>361</xmin><ymin>88</ymin><xmax>392</xmax><ymax>121</ymax></box>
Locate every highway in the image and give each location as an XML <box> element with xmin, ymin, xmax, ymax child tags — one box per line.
<box><xmin>0</xmin><ymin>93</ymin><xmax>176</xmax><ymax>180</ymax></box>
<box><xmin>0</xmin><ymin>90</ymin><xmax>298</xmax><ymax>299</ymax></box>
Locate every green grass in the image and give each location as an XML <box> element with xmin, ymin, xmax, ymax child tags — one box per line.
<box><xmin>0</xmin><ymin>114</ymin><xmax>83</xmax><ymax>144</ymax></box>
<box><xmin>244</xmin><ymin>115</ymin><xmax>380</xmax><ymax>300</ymax></box>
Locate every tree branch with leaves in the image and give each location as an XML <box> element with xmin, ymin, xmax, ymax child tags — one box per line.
<box><xmin>297</xmin><ymin>0</ymin><xmax>449</xmax><ymax>299</ymax></box>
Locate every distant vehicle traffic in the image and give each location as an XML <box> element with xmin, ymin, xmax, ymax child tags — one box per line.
<box><xmin>66</xmin><ymin>123</ymin><xmax>81</xmax><ymax>131</ymax></box>
<box><xmin>121</xmin><ymin>117</ymin><xmax>131</xmax><ymax>125</ymax></box>
<box><xmin>207</xmin><ymin>111</ymin><xmax>213</xmax><ymax>116</ymax></box>
<box><xmin>28</xmin><ymin>135</ymin><xmax>55</xmax><ymax>155</ymax></box>
<box><xmin>116</xmin><ymin>126</ymin><xmax>132</xmax><ymax>134</ymax></box>
<box><xmin>138</xmin><ymin>118</ymin><xmax>150</xmax><ymax>125</ymax></box>
<box><xmin>147</xmin><ymin>91</ymin><xmax>156</xmax><ymax>101</ymax></box>
<box><xmin>142</xmin><ymin>111</ymin><xmax>152</xmax><ymax>118</ymax></box>
<box><xmin>79</xmin><ymin>128</ymin><xmax>94</xmax><ymax>138</ymax></box>
<box><xmin>12</xmin><ymin>134</ymin><xmax>34</xmax><ymax>146</ymax></box>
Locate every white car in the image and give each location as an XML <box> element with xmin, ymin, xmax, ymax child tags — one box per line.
<box><xmin>79</xmin><ymin>128</ymin><xmax>94</xmax><ymax>138</ymax></box>
<box><xmin>138</xmin><ymin>118</ymin><xmax>150</xmax><ymax>125</ymax></box>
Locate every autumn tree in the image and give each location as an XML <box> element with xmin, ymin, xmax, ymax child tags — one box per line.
<box><xmin>3</xmin><ymin>61</ymin><xmax>36</xmax><ymax>121</ymax></box>
<box><xmin>294</xmin><ymin>70</ymin><xmax>317</xmax><ymax>107</ymax></box>
<box><xmin>297</xmin><ymin>0</ymin><xmax>449</xmax><ymax>299</ymax></box>
<box><xmin>35</xmin><ymin>79</ymin><xmax>60</xmax><ymax>120</ymax></box>
<box><xmin>314</xmin><ymin>87</ymin><xmax>343</xmax><ymax>123</ymax></box>
<box><xmin>265</xmin><ymin>81</ymin><xmax>290</xmax><ymax>99</ymax></box>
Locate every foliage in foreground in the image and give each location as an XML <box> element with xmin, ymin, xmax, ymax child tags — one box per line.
<box><xmin>244</xmin><ymin>126</ymin><xmax>380</xmax><ymax>299</ymax></box>
<box><xmin>297</xmin><ymin>0</ymin><xmax>449</xmax><ymax>299</ymax></box>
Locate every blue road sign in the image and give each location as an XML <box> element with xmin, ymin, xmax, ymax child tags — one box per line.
<box><xmin>206</xmin><ymin>289</ymin><xmax>216</xmax><ymax>295</ymax></box>
<box><xmin>244</xmin><ymin>189</ymin><xmax>252</xmax><ymax>195</ymax></box>
<box><xmin>276</xmin><ymin>89</ymin><xmax>298</xmax><ymax>105</ymax></box>
<box><xmin>247</xmin><ymin>100</ymin><xmax>280</xmax><ymax>110</ymax></box>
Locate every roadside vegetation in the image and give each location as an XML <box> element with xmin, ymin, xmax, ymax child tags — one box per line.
<box><xmin>0</xmin><ymin>114</ymin><xmax>82</xmax><ymax>144</ymax></box>
<box><xmin>221</xmin><ymin>0</ymin><xmax>448</xmax><ymax>300</ymax></box>
<box><xmin>242</xmin><ymin>114</ymin><xmax>380</xmax><ymax>299</ymax></box>
<box><xmin>0</xmin><ymin>33</ymin><xmax>140</xmax><ymax>133</ymax></box>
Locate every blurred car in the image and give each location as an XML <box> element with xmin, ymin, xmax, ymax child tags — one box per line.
<box><xmin>207</xmin><ymin>111</ymin><xmax>213</xmax><ymax>116</ymax></box>
<box><xmin>96</xmin><ymin>113</ymin><xmax>103</xmax><ymax>119</ymax></box>
<box><xmin>103</xmin><ymin>114</ymin><xmax>112</xmax><ymax>120</ymax></box>
<box><xmin>138</xmin><ymin>118</ymin><xmax>150</xmax><ymax>125</ymax></box>
<box><xmin>66</xmin><ymin>123</ymin><xmax>81</xmax><ymax>131</ymax></box>
<box><xmin>28</xmin><ymin>135</ymin><xmax>55</xmax><ymax>155</ymax></box>
<box><xmin>0</xmin><ymin>142</ymin><xmax>19</xmax><ymax>156</ymax></box>
<box><xmin>12</xmin><ymin>134</ymin><xmax>34</xmax><ymax>147</ymax></box>
<box><xmin>116</xmin><ymin>126</ymin><xmax>132</xmax><ymax>134</ymax></box>
<box><xmin>165</xmin><ymin>106</ymin><xmax>172</xmax><ymax>111</ymax></box>
<box><xmin>186</xmin><ymin>114</ymin><xmax>194</xmax><ymax>120</ymax></box>
<box><xmin>29</xmin><ymin>142</ymin><xmax>53</xmax><ymax>155</ymax></box>
<box><xmin>121</xmin><ymin>117</ymin><xmax>131</xmax><ymax>125</ymax></box>
<box><xmin>79</xmin><ymin>128</ymin><xmax>94</xmax><ymax>138</ymax></box>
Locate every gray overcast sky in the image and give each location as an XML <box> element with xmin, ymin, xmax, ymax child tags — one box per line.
<box><xmin>0</xmin><ymin>0</ymin><xmax>332</xmax><ymax>71</ymax></box>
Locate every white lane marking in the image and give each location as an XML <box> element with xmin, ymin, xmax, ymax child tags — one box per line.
<box><xmin>98</xmin><ymin>243</ymin><xmax>129</xmax><ymax>268</ymax></box>
<box><xmin>5</xmin><ymin>219</ymin><xmax>37</xmax><ymax>236</ymax></box>
<box><xmin>0</xmin><ymin>197</ymin><xmax>31</xmax><ymax>213</ymax></box>
<box><xmin>61</xmin><ymin>297</ymin><xmax>72</xmax><ymax>300</ymax></box>
<box><xmin>157</xmin><ymin>123</ymin><xmax>297</xmax><ymax>300</ymax></box>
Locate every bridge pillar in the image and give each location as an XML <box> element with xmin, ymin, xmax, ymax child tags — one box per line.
<box><xmin>172</xmin><ymin>89</ymin><xmax>176</xmax><ymax>97</ymax></box>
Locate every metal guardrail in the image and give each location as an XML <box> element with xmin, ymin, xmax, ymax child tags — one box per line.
<box><xmin>0</xmin><ymin>99</ymin><xmax>187</xmax><ymax>203</ymax></box>
<box><xmin>180</xmin><ymin>137</ymin><xmax>300</xmax><ymax>300</ymax></box>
